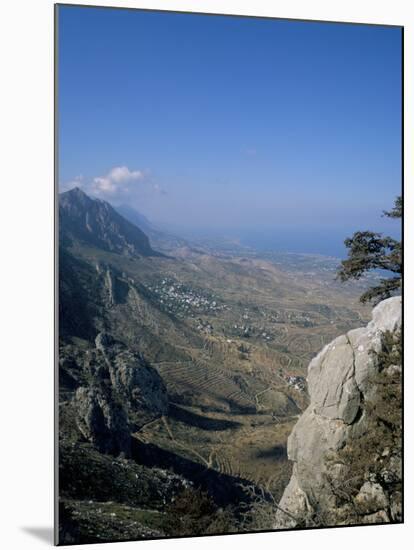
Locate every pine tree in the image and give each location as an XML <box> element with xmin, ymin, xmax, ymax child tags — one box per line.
<box><xmin>337</xmin><ymin>196</ymin><xmax>402</xmax><ymax>303</ymax></box>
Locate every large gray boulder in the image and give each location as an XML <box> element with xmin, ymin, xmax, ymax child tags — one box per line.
<box><xmin>274</xmin><ymin>296</ymin><xmax>402</xmax><ymax>528</ymax></box>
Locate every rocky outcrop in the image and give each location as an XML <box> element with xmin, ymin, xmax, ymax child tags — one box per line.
<box><xmin>73</xmin><ymin>386</ymin><xmax>131</xmax><ymax>456</ymax></box>
<box><xmin>274</xmin><ymin>296</ymin><xmax>402</xmax><ymax>528</ymax></box>
<box><xmin>70</xmin><ymin>333</ymin><xmax>169</xmax><ymax>456</ymax></box>
<box><xmin>95</xmin><ymin>332</ymin><xmax>169</xmax><ymax>426</ymax></box>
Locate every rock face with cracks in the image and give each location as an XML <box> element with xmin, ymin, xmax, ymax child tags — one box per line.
<box><xmin>274</xmin><ymin>296</ymin><xmax>402</xmax><ymax>528</ymax></box>
<box><xmin>71</xmin><ymin>332</ymin><xmax>169</xmax><ymax>457</ymax></box>
<box><xmin>73</xmin><ymin>386</ymin><xmax>131</xmax><ymax>456</ymax></box>
<box><xmin>95</xmin><ymin>332</ymin><xmax>169</xmax><ymax>426</ymax></box>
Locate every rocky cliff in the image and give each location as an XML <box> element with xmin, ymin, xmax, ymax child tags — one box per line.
<box><xmin>274</xmin><ymin>296</ymin><xmax>402</xmax><ymax>528</ymax></box>
<box><xmin>60</xmin><ymin>332</ymin><xmax>169</xmax><ymax>458</ymax></box>
<box><xmin>59</xmin><ymin>187</ymin><xmax>163</xmax><ymax>257</ymax></box>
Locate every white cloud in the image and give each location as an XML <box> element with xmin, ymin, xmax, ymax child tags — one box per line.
<box><xmin>60</xmin><ymin>166</ymin><xmax>166</xmax><ymax>203</ymax></box>
<box><xmin>92</xmin><ymin>166</ymin><xmax>145</xmax><ymax>195</ymax></box>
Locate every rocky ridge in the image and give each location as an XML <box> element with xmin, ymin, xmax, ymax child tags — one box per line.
<box><xmin>59</xmin><ymin>187</ymin><xmax>163</xmax><ymax>257</ymax></box>
<box><xmin>274</xmin><ymin>296</ymin><xmax>402</xmax><ymax>528</ymax></box>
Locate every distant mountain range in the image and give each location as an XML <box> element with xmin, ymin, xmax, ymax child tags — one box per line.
<box><xmin>115</xmin><ymin>204</ymin><xmax>157</xmax><ymax>236</ymax></box>
<box><xmin>59</xmin><ymin>187</ymin><xmax>162</xmax><ymax>257</ymax></box>
<box><xmin>115</xmin><ymin>203</ymin><xmax>192</xmax><ymax>254</ymax></box>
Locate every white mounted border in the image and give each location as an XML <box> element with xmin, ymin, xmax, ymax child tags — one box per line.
<box><xmin>0</xmin><ymin>1</ymin><xmax>412</xmax><ymax>549</ymax></box>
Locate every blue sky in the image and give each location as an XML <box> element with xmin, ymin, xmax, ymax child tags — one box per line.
<box><xmin>58</xmin><ymin>6</ymin><xmax>402</xmax><ymax>255</ymax></box>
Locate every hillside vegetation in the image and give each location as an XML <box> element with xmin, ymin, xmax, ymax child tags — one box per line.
<box><xmin>58</xmin><ymin>189</ymin><xmax>383</xmax><ymax>542</ymax></box>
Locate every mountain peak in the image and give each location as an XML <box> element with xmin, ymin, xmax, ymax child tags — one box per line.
<box><xmin>62</xmin><ymin>186</ymin><xmax>89</xmax><ymax>198</ymax></box>
<box><xmin>60</xmin><ymin>186</ymin><xmax>96</xmax><ymax>208</ymax></box>
<box><xmin>68</xmin><ymin>186</ymin><xmax>84</xmax><ymax>194</ymax></box>
<box><xmin>59</xmin><ymin>188</ymin><xmax>163</xmax><ymax>257</ymax></box>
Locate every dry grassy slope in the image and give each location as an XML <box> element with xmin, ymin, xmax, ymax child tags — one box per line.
<box><xmin>65</xmin><ymin>241</ymin><xmax>371</xmax><ymax>494</ymax></box>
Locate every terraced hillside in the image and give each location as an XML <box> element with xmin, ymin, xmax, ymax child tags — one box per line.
<box><xmin>59</xmin><ymin>189</ymin><xmax>374</xmax><ymax>541</ymax></box>
<box><xmin>63</xmin><ymin>236</ymin><xmax>371</xmax><ymax>490</ymax></box>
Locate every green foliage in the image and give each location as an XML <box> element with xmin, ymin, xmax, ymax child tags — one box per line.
<box><xmin>357</xmin><ymin>277</ymin><xmax>401</xmax><ymax>304</ymax></box>
<box><xmin>383</xmin><ymin>196</ymin><xmax>402</xmax><ymax>219</ymax></box>
<box><xmin>337</xmin><ymin>196</ymin><xmax>402</xmax><ymax>303</ymax></box>
<box><xmin>374</xmin><ymin>329</ymin><xmax>402</xmax><ymax>373</ymax></box>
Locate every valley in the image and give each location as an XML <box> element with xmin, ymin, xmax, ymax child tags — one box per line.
<box><xmin>58</xmin><ymin>188</ymin><xmax>374</xmax><ymax>541</ymax></box>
